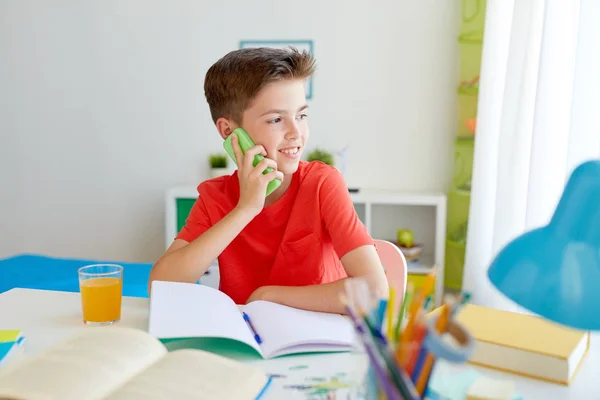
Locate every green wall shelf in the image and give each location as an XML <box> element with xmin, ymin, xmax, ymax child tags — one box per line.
<box><xmin>445</xmin><ymin>239</ymin><xmax>467</xmax><ymax>290</ymax></box>
<box><xmin>458</xmin><ymin>31</ymin><xmax>483</xmax><ymax>45</ymax></box>
<box><xmin>458</xmin><ymin>86</ymin><xmax>479</xmax><ymax>96</ymax></box>
<box><xmin>444</xmin><ymin>0</ymin><xmax>487</xmax><ymax>292</ymax></box>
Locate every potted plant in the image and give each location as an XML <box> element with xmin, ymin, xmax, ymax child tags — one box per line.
<box><xmin>306</xmin><ymin>148</ymin><xmax>335</xmax><ymax>166</ymax></box>
<box><xmin>209</xmin><ymin>153</ymin><xmax>229</xmax><ymax>178</ymax></box>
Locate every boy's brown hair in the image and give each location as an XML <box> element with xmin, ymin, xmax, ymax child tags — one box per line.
<box><xmin>204</xmin><ymin>47</ymin><xmax>315</xmax><ymax>124</ymax></box>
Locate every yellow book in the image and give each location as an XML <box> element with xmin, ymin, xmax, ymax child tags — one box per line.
<box><xmin>455</xmin><ymin>304</ymin><xmax>589</xmax><ymax>385</ymax></box>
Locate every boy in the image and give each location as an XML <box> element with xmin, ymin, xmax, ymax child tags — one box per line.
<box><xmin>149</xmin><ymin>47</ymin><xmax>388</xmax><ymax>314</ymax></box>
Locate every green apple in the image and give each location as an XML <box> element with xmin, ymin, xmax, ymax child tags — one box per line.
<box><xmin>396</xmin><ymin>229</ymin><xmax>414</xmax><ymax>247</ymax></box>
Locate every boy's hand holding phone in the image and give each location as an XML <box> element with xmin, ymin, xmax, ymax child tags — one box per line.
<box><xmin>231</xmin><ymin>133</ymin><xmax>284</xmax><ymax>216</ymax></box>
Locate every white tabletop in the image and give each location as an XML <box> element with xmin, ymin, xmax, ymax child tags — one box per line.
<box><xmin>0</xmin><ymin>288</ymin><xmax>369</xmax><ymax>399</ymax></box>
<box><xmin>0</xmin><ymin>288</ymin><xmax>598</xmax><ymax>399</ymax></box>
<box><xmin>432</xmin><ymin>338</ymin><xmax>600</xmax><ymax>400</ymax></box>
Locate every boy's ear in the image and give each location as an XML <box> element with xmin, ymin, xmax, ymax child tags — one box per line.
<box><xmin>215</xmin><ymin>117</ymin><xmax>238</xmax><ymax>140</ymax></box>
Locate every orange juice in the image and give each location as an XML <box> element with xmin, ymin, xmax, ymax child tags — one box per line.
<box><xmin>80</xmin><ymin>277</ymin><xmax>122</xmax><ymax>323</ymax></box>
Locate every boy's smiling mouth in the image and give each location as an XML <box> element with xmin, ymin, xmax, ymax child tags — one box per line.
<box><xmin>279</xmin><ymin>146</ymin><xmax>301</xmax><ymax>158</ymax></box>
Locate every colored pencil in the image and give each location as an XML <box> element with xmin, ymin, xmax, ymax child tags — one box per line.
<box><xmin>368</xmin><ymin>320</ymin><xmax>418</xmax><ymax>400</ymax></box>
<box><xmin>362</xmin><ymin>311</ymin><xmax>388</xmax><ymax>345</ymax></box>
<box><xmin>394</xmin><ymin>282</ymin><xmax>413</xmax><ymax>342</ymax></box>
<box><xmin>342</xmin><ymin>277</ymin><xmax>471</xmax><ymax>399</ymax></box>
<box><xmin>386</xmin><ymin>286</ymin><xmax>396</xmax><ymax>340</ymax></box>
<box><xmin>358</xmin><ymin>309</ymin><xmax>413</xmax><ymax>398</ymax></box>
<box><xmin>451</xmin><ymin>291</ymin><xmax>471</xmax><ymax>316</ymax></box>
<box><xmin>346</xmin><ymin>294</ymin><xmax>419</xmax><ymax>399</ymax></box>
<box><xmin>410</xmin><ymin>345</ymin><xmax>429</xmax><ymax>383</ymax></box>
<box><xmin>435</xmin><ymin>302</ymin><xmax>451</xmax><ymax>332</ymax></box>
<box><xmin>400</xmin><ymin>272</ymin><xmax>435</xmax><ymax>344</ymax></box>
<box><xmin>423</xmin><ymin>295</ymin><xmax>433</xmax><ymax>312</ymax></box>
<box><xmin>414</xmin><ymin>302</ymin><xmax>451</xmax><ymax>394</ymax></box>
<box><xmin>343</xmin><ymin>299</ymin><xmax>402</xmax><ymax>400</ymax></box>
<box><xmin>403</xmin><ymin>315</ymin><xmax>428</xmax><ymax>376</ymax></box>
<box><xmin>376</xmin><ymin>299</ymin><xmax>387</xmax><ymax>331</ymax></box>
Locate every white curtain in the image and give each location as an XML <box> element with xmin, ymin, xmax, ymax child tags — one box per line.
<box><xmin>462</xmin><ymin>0</ymin><xmax>600</xmax><ymax>311</ymax></box>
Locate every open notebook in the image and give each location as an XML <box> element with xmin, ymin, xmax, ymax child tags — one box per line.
<box><xmin>148</xmin><ymin>281</ymin><xmax>356</xmax><ymax>359</ymax></box>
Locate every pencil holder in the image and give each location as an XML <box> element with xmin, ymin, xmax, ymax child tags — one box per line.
<box><xmin>422</xmin><ymin>313</ymin><xmax>475</xmax><ymax>364</ymax></box>
<box><xmin>359</xmin><ymin>314</ymin><xmax>475</xmax><ymax>400</ymax></box>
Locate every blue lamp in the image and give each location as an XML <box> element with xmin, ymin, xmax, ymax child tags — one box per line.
<box><xmin>488</xmin><ymin>160</ymin><xmax>600</xmax><ymax>330</ymax></box>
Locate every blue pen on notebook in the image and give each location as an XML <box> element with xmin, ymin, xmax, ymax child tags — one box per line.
<box><xmin>243</xmin><ymin>312</ymin><xmax>262</xmax><ymax>344</ymax></box>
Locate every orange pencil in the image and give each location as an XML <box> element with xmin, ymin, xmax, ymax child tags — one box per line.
<box><xmin>400</xmin><ymin>272</ymin><xmax>435</xmax><ymax>344</ymax></box>
<box><xmin>435</xmin><ymin>302</ymin><xmax>451</xmax><ymax>332</ymax></box>
<box><xmin>403</xmin><ymin>315</ymin><xmax>428</xmax><ymax>375</ymax></box>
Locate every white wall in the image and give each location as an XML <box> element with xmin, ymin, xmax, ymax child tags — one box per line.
<box><xmin>0</xmin><ymin>0</ymin><xmax>460</xmax><ymax>262</ymax></box>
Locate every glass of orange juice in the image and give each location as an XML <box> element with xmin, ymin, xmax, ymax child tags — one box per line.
<box><xmin>78</xmin><ymin>264</ymin><xmax>123</xmax><ymax>326</ymax></box>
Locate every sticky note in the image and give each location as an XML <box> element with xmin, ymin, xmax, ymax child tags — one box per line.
<box><xmin>0</xmin><ymin>330</ymin><xmax>25</xmax><ymax>367</ymax></box>
<box><xmin>425</xmin><ymin>364</ymin><xmax>522</xmax><ymax>400</ymax></box>
<box><xmin>0</xmin><ymin>330</ymin><xmax>21</xmax><ymax>343</ymax></box>
<box><xmin>466</xmin><ymin>376</ymin><xmax>515</xmax><ymax>400</ymax></box>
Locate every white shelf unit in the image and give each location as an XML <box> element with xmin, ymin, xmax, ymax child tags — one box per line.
<box><xmin>165</xmin><ymin>186</ymin><xmax>447</xmax><ymax>305</ymax></box>
<box><xmin>349</xmin><ymin>189</ymin><xmax>447</xmax><ymax>306</ymax></box>
<box><xmin>165</xmin><ymin>185</ymin><xmax>201</xmax><ymax>249</ymax></box>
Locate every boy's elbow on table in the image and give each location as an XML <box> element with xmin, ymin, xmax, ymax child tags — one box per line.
<box><xmin>347</xmin><ymin>269</ymin><xmax>389</xmax><ymax>300</ymax></box>
<box><xmin>147</xmin><ymin>256</ymin><xmax>192</xmax><ymax>294</ymax></box>
<box><xmin>370</xmin><ymin>270</ymin><xmax>389</xmax><ymax>297</ymax></box>
<box><xmin>364</xmin><ymin>258</ymin><xmax>390</xmax><ymax>297</ymax></box>
<box><xmin>147</xmin><ymin>264</ymin><xmax>167</xmax><ymax>294</ymax></box>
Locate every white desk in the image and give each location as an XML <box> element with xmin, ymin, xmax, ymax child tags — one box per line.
<box><xmin>0</xmin><ymin>288</ymin><xmax>598</xmax><ymax>399</ymax></box>
<box><xmin>432</xmin><ymin>343</ymin><xmax>600</xmax><ymax>400</ymax></box>
<box><xmin>0</xmin><ymin>288</ymin><xmax>369</xmax><ymax>399</ymax></box>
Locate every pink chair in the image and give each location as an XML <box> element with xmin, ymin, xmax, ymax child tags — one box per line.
<box><xmin>374</xmin><ymin>239</ymin><xmax>408</xmax><ymax>310</ymax></box>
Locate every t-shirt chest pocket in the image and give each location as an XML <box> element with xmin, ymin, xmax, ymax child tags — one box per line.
<box><xmin>272</xmin><ymin>232</ymin><xmax>323</xmax><ymax>285</ymax></box>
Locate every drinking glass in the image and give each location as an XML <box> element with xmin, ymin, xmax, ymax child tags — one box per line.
<box><xmin>78</xmin><ymin>264</ymin><xmax>123</xmax><ymax>325</ymax></box>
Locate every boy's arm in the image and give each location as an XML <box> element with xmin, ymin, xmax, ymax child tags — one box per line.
<box><xmin>248</xmin><ymin>244</ymin><xmax>387</xmax><ymax>314</ymax></box>
<box><xmin>247</xmin><ymin>167</ymin><xmax>388</xmax><ymax>314</ymax></box>
<box><xmin>148</xmin><ymin>206</ymin><xmax>257</xmax><ymax>292</ymax></box>
<box><xmin>148</xmin><ymin>134</ymin><xmax>284</xmax><ymax>294</ymax></box>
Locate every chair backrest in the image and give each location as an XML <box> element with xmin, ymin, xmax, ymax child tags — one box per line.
<box><xmin>374</xmin><ymin>239</ymin><xmax>408</xmax><ymax>309</ymax></box>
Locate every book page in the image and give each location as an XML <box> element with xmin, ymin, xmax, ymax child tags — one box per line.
<box><xmin>0</xmin><ymin>327</ymin><xmax>165</xmax><ymax>400</ymax></box>
<box><xmin>104</xmin><ymin>349</ymin><xmax>269</xmax><ymax>400</ymax></box>
<box><xmin>242</xmin><ymin>300</ymin><xmax>356</xmax><ymax>358</ymax></box>
<box><xmin>148</xmin><ymin>281</ymin><xmax>261</xmax><ymax>355</ymax></box>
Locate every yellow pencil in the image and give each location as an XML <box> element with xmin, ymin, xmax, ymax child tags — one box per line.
<box><xmin>386</xmin><ymin>286</ymin><xmax>395</xmax><ymax>340</ymax></box>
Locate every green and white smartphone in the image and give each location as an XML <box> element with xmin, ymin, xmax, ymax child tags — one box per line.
<box><xmin>223</xmin><ymin>127</ymin><xmax>282</xmax><ymax>196</ymax></box>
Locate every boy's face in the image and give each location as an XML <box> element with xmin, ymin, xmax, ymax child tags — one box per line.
<box><xmin>239</xmin><ymin>79</ymin><xmax>309</xmax><ymax>176</ymax></box>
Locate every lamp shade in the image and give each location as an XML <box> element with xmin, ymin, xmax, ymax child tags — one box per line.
<box><xmin>488</xmin><ymin>160</ymin><xmax>600</xmax><ymax>331</ymax></box>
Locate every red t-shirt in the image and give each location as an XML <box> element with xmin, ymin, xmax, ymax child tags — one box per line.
<box><xmin>176</xmin><ymin>160</ymin><xmax>374</xmax><ymax>304</ymax></box>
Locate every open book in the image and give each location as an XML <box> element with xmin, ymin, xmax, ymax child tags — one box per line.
<box><xmin>148</xmin><ymin>281</ymin><xmax>356</xmax><ymax>359</ymax></box>
<box><xmin>0</xmin><ymin>327</ymin><xmax>271</xmax><ymax>400</ymax></box>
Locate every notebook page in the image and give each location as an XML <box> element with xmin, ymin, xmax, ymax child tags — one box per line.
<box><xmin>104</xmin><ymin>349</ymin><xmax>269</xmax><ymax>400</ymax></box>
<box><xmin>148</xmin><ymin>281</ymin><xmax>261</xmax><ymax>355</ymax></box>
<box><xmin>0</xmin><ymin>327</ymin><xmax>165</xmax><ymax>400</ymax></box>
<box><xmin>242</xmin><ymin>300</ymin><xmax>356</xmax><ymax>358</ymax></box>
